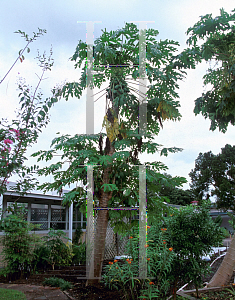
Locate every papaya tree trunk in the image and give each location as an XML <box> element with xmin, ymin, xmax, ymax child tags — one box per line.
<box><xmin>207</xmin><ymin>233</ymin><xmax>235</xmax><ymax>287</ymax></box>
<box><xmin>86</xmin><ymin>144</ymin><xmax>115</xmax><ymax>285</ymax></box>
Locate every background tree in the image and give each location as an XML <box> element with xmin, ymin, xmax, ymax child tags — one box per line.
<box><xmin>186</xmin><ymin>8</ymin><xmax>235</xmax><ymax>133</ymax></box>
<box><xmin>185</xmin><ymin>8</ymin><xmax>235</xmax><ymax>288</ymax></box>
<box><xmin>33</xmin><ymin>23</ymin><xmax>189</xmax><ymax>284</ymax></box>
<box><xmin>158</xmin><ymin>173</ymin><xmax>194</xmax><ymax>206</ymax></box>
<box><xmin>189</xmin><ymin>144</ymin><xmax>235</xmax><ymax>211</ymax></box>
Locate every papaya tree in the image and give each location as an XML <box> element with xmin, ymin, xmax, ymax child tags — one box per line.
<box><xmin>185</xmin><ymin>8</ymin><xmax>235</xmax><ymax>287</ymax></box>
<box><xmin>32</xmin><ymin>23</ymin><xmax>189</xmax><ymax>284</ymax></box>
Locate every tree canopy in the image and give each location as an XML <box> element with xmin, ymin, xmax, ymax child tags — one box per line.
<box><xmin>33</xmin><ymin>22</ymin><xmax>188</xmax><ymax>227</ymax></box>
<box><xmin>186</xmin><ymin>8</ymin><xmax>235</xmax><ymax>133</ymax></box>
<box><xmin>157</xmin><ymin>173</ymin><xmax>194</xmax><ymax>206</ymax></box>
<box><xmin>189</xmin><ymin>144</ymin><xmax>235</xmax><ymax>211</ymax></box>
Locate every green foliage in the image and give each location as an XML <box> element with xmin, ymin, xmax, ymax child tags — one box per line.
<box><xmin>189</xmin><ymin>144</ymin><xmax>235</xmax><ymax>211</ymax></box>
<box><xmin>42</xmin><ymin>277</ymin><xmax>73</xmax><ymax>290</ymax></box>
<box><xmin>32</xmin><ymin>23</ymin><xmax>188</xmax><ymax>229</ymax></box>
<box><xmin>72</xmin><ymin>227</ymin><xmax>83</xmax><ymax>245</ymax></box>
<box><xmin>186</xmin><ymin>8</ymin><xmax>235</xmax><ymax>132</ymax></box>
<box><xmin>72</xmin><ymin>242</ymin><xmax>86</xmax><ymax>265</ymax></box>
<box><xmin>102</xmin><ymin>224</ymin><xmax>175</xmax><ymax>299</ymax></box>
<box><xmin>31</xmin><ymin>22</ymin><xmax>193</xmax><ymax>283</ymax></box>
<box><xmin>227</xmin><ymin>211</ymin><xmax>235</xmax><ymax>232</ymax></box>
<box><xmin>164</xmin><ymin>201</ymin><xmax>223</xmax><ymax>294</ymax></box>
<box><xmin>213</xmin><ymin>214</ymin><xmax>223</xmax><ymax>227</ymax></box>
<box><xmin>0</xmin><ymin>28</ymin><xmax>46</xmax><ymax>85</ymax></box>
<box><xmin>71</xmin><ymin>227</ymin><xmax>86</xmax><ymax>265</ymax></box>
<box><xmin>41</xmin><ymin>229</ymin><xmax>73</xmax><ymax>270</ymax></box>
<box><xmin>0</xmin><ymin>203</ymin><xmax>41</xmax><ymax>278</ymax></box>
<box><xmin>31</xmin><ymin>243</ymin><xmax>51</xmax><ymax>271</ymax></box>
<box><xmin>158</xmin><ymin>173</ymin><xmax>194</xmax><ymax>206</ymax></box>
<box><xmin>0</xmin><ymin>288</ymin><xmax>27</xmax><ymax>300</ymax></box>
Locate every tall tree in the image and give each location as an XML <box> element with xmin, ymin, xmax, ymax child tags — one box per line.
<box><xmin>159</xmin><ymin>173</ymin><xmax>194</xmax><ymax>206</ymax></box>
<box><xmin>185</xmin><ymin>8</ymin><xmax>235</xmax><ymax>287</ymax></box>
<box><xmin>33</xmin><ymin>23</ymin><xmax>188</xmax><ymax>284</ymax></box>
<box><xmin>189</xmin><ymin>144</ymin><xmax>235</xmax><ymax>210</ymax></box>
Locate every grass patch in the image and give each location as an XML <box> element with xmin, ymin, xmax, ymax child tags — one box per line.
<box><xmin>0</xmin><ymin>288</ymin><xmax>26</xmax><ymax>300</ymax></box>
<box><xmin>42</xmin><ymin>276</ymin><xmax>73</xmax><ymax>291</ymax></box>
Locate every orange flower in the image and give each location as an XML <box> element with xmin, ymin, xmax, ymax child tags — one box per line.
<box><xmin>147</xmin><ymin>226</ymin><xmax>150</xmax><ymax>229</ymax></box>
<box><xmin>149</xmin><ymin>282</ymin><xmax>154</xmax><ymax>285</ymax></box>
<box><xmin>126</xmin><ymin>258</ymin><xmax>129</xmax><ymax>261</ymax></box>
<box><xmin>114</xmin><ymin>260</ymin><xmax>118</xmax><ymax>263</ymax></box>
<box><xmin>116</xmin><ymin>267</ymin><xmax>118</xmax><ymax>269</ymax></box>
<box><xmin>129</xmin><ymin>236</ymin><xmax>133</xmax><ymax>239</ymax></box>
<box><xmin>161</xmin><ymin>228</ymin><xmax>167</xmax><ymax>231</ymax></box>
<box><xmin>109</xmin><ymin>262</ymin><xmax>113</xmax><ymax>265</ymax></box>
<box><xmin>144</xmin><ymin>244</ymin><xmax>149</xmax><ymax>248</ymax></box>
<box><xmin>169</xmin><ymin>247</ymin><xmax>173</xmax><ymax>251</ymax></box>
<box><xmin>130</xmin><ymin>258</ymin><xmax>133</xmax><ymax>261</ymax></box>
<box><xmin>128</xmin><ymin>261</ymin><xmax>131</xmax><ymax>264</ymax></box>
<box><xmin>147</xmin><ymin>258</ymin><xmax>150</xmax><ymax>261</ymax></box>
<box><xmin>163</xmin><ymin>241</ymin><xmax>166</xmax><ymax>244</ymax></box>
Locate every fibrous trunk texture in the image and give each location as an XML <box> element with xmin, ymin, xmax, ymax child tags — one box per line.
<box><xmin>86</xmin><ymin>144</ymin><xmax>115</xmax><ymax>285</ymax></box>
<box><xmin>208</xmin><ymin>233</ymin><xmax>235</xmax><ymax>287</ymax></box>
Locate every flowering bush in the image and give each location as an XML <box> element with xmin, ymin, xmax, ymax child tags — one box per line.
<box><xmin>0</xmin><ymin>28</ymin><xmax>61</xmax><ymax>197</ymax></box>
<box><xmin>102</xmin><ymin>223</ymin><xmax>175</xmax><ymax>299</ymax></box>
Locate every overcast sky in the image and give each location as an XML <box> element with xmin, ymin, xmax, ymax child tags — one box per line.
<box><xmin>1</xmin><ymin>0</ymin><xmax>235</xmax><ymax>191</ymax></box>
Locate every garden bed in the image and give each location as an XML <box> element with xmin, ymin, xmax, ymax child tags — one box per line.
<box><xmin>177</xmin><ymin>285</ymin><xmax>235</xmax><ymax>299</ymax></box>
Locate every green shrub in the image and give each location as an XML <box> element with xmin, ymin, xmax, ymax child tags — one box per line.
<box><xmin>31</xmin><ymin>243</ymin><xmax>51</xmax><ymax>271</ymax></box>
<box><xmin>72</xmin><ymin>241</ymin><xmax>86</xmax><ymax>265</ymax></box>
<box><xmin>102</xmin><ymin>200</ymin><xmax>223</xmax><ymax>299</ymax></box>
<box><xmin>72</xmin><ymin>227</ymin><xmax>83</xmax><ymax>245</ymax></box>
<box><xmin>42</xmin><ymin>229</ymin><xmax>74</xmax><ymax>270</ymax></box>
<box><xmin>164</xmin><ymin>200</ymin><xmax>223</xmax><ymax>299</ymax></box>
<box><xmin>0</xmin><ymin>203</ymin><xmax>41</xmax><ymax>279</ymax></box>
<box><xmin>42</xmin><ymin>277</ymin><xmax>73</xmax><ymax>290</ymax></box>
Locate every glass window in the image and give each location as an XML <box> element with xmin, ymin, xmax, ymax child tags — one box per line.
<box><xmin>51</xmin><ymin>205</ymin><xmax>66</xmax><ymax>230</ymax></box>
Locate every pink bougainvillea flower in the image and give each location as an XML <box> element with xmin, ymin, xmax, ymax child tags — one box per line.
<box><xmin>10</xmin><ymin>129</ymin><xmax>20</xmax><ymax>136</ymax></box>
<box><xmin>4</xmin><ymin>139</ymin><xmax>13</xmax><ymax>145</ymax></box>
